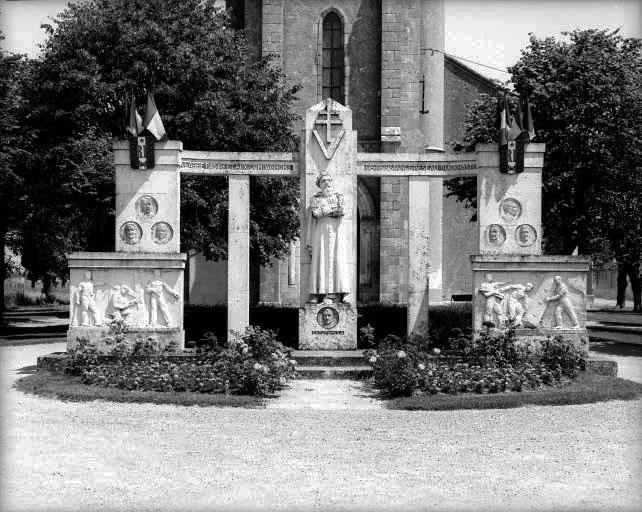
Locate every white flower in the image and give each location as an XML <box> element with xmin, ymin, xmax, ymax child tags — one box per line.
<box><xmin>271</xmin><ymin>353</ymin><xmax>279</xmax><ymax>360</ymax></box>
<box><xmin>369</xmin><ymin>356</ymin><xmax>378</xmax><ymax>364</ymax></box>
<box><xmin>289</xmin><ymin>359</ymin><xmax>298</xmax><ymax>366</ymax></box>
<box><xmin>418</xmin><ymin>363</ymin><xmax>425</xmax><ymax>371</ymax></box>
<box><xmin>397</xmin><ymin>350</ymin><xmax>406</xmax><ymax>359</ymax></box>
<box><xmin>433</xmin><ymin>348</ymin><xmax>441</xmax><ymax>355</ymax></box>
<box><xmin>242</xmin><ymin>347</ymin><xmax>249</xmax><ymax>355</ymax></box>
<box><xmin>262</xmin><ymin>366</ymin><xmax>269</xmax><ymax>374</ymax></box>
<box><xmin>278</xmin><ymin>377</ymin><xmax>287</xmax><ymax>386</ymax></box>
<box><xmin>253</xmin><ymin>363</ymin><xmax>262</xmax><ymax>371</ymax></box>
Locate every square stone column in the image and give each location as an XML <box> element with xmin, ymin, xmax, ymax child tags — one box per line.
<box><xmin>476</xmin><ymin>143</ymin><xmax>545</xmax><ymax>255</ymax></box>
<box><xmin>228</xmin><ymin>175</ymin><xmax>250</xmax><ymax>335</ymax></box>
<box><xmin>114</xmin><ymin>140</ymin><xmax>182</xmax><ymax>253</ymax></box>
<box><xmin>299</xmin><ymin>99</ymin><xmax>358</xmax><ymax>350</ymax></box>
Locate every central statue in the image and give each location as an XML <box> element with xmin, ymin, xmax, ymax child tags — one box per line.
<box><xmin>306</xmin><ymin>173</ymin><xmax>350</xmax><ymax>304</ymax></box>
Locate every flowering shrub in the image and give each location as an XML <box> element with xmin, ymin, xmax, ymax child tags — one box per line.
<box><xmin>71</xmin><ymin>325</ymin><xmax>297</xmax><ymax>396</ymax></box>
<box><xmin>365</xmin><ymin>326</ymin><xmax>585</xmax><ymax>397</ymax></box>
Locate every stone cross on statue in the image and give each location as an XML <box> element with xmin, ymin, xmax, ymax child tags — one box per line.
<box><xmin>312</xmin><ymin>99</ymin><xmax>346</xmax><ymax>160</ymax></box>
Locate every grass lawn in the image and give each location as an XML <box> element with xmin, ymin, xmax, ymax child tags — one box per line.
<box><xmin>386</xmin><ymin>372</ymin><xmax>642</xmax><ymax>411</ymax></box>
<box><xmin>14</xmin><ymin>371</ymin><xmax>266</xmax><ymax>408</ymax></box>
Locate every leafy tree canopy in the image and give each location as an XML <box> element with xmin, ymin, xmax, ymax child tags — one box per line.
<box><xmin>446</xmin><ymin>29</ymin><xmax>642</xmax><ymax>267</ymax></box>
<box><xmin>14</xmin><ymin>0</ymin><xmax>301</xmax><ymax>287</ymax></box>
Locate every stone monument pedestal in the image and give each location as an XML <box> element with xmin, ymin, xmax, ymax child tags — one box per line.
<box><xmin>298</xmin><ymin>302</ymin><xmax>357</xmax><ymax>350</ymax></box>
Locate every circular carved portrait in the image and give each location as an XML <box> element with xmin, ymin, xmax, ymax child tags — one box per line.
<box><xmin>317</xmin><ymin>307</ymin><xmax>339</xmax><ymax>330</ymax></box>
<box><xmin>499</xmin><ymin>198</ymin><xmax>522</xmax><ymax>221</ymax></box>
<box><xmin>487</xmin><ymin>224</ymin><xmax>506</xmax><ymax>246</ymax></box>
<box><xmin>135</xmin><ymin>195</ymin><xmax>158</xmax><ymax>219</ymax></box>
<box><xmin>120</xmin><ymin>221</ymin><xmax>142</xmax><ymax>245</ymax></box>
<box><xmin>515</xmin><ymin>224</ymin><xmax>537</xmax><ymax>246</ymax></box>
<box><xmin>151</xmin><ymin>222</ymin><xmax>173</xmax><ymax>245</ymax></box>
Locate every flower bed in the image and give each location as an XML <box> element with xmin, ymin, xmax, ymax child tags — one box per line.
<box><xmin>67</xmin><ymin>322</ymin><xmax>297</xmax><ymax>396</ymax></box>
<box><xmin>365</xmin><ymin>323</ymin><xmax>586</xmax><ymax>397</ymax></box>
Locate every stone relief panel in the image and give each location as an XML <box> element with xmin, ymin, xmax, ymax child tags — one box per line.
<box><xmin>151</xmin><ymin>222</ymin><xmax>173</xmax><ymax>245</ymax></box>
<box><xmin>316</xmin><ymin>306</ymin><xmax>339</xmax><ymax>330</ymax></box>
<box><xmin>515</xmin><ymin>224</ymin><xmax>537</xmax><ymax>247</ymax></box>
<box><xmin>69</xmin><ymin>268</ymin><xmax>182</xmax><ymax>329</ymax></box>
<box><xmin>120</xmin><ymin>221</ymin><xmax>142</xmax><ymax>245</ymax></box>
<box><xmin>487</xmin><ymin>224</ymin><xmax>506</xmax><ymax>246</ymax></box>
<box><xmin>476</xmin><ymin>273</ymin><xmax>585</xmax><ymax>330</ymax></box>
<box><xmin>135</xmin><ymin>195</ymin><xmax>158</xmax><ymax>220</ymax></box>
<box><xmin>499</xmin><ymin>198</ymin><xmax>522</xmax><ymax>222</ymax></box>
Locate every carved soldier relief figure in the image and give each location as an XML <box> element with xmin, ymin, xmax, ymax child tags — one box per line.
<box><xmin>478</xmin><ymin>273</ymin><xmax>507</xmax><ymax>327</ymax></box>
<box><xmin>120</xmin><ymin>221</ymin><xmax>142</xmax><ymax>245</ymax></box>
<box><xmin>106</xmin><ymin>284</ymin><xmax>140</xmax><ymax>323</ymax></box>
<box><xmin>306</xmin><ymin>173</ymin><xmax>350</xmax><ymax>305</ymax></box>
<box><xmin>545</xmin><ymin>275</ymin><xmax>581</xmax><ymax>329</ymax></box>
<box><xmin>75</xmin><ymin>270</ymin><xmax>107</xmax><ymax>326</ymax></box>
<box><xmin>145</xmin><ymin>269</ymin><xmax>180</xmax><ymax>327</ymax></box>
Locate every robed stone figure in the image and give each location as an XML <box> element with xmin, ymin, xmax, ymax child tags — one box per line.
<box><xmin>306</xmin><ymin>174</ymin><xmax>350</xmax><ymax>304</ymax></box>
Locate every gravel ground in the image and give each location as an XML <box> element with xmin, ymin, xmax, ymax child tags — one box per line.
<box><xmin>2</xmin><ymin>343</ymin><xmax>642</xmax><ymax>512</ymax></box>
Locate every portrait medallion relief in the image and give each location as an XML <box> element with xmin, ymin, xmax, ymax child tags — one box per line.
<box><xmin>151</xmin><ymin>222</ymin><xmax>173</xmax><ymax>245</ymax></box>
<box><xmin>135</xmin><ymin>195</ymin><xmax>158</xmax><ymax>219</ymax></box>
<box><xmin>316</xmin><ymin>306</ymin><xmax>339</xmax><ymax>330</ymax></box>
<box><xmin>515</xmin><ymin>224</ymin><xmax>537</xmax><ymax>246</ymax></box>
<box><xmin>487</xmin><ymin>224</ymin><xmax>506</xmax><ymax>246</ymax></box>
<box><xmin>499</xmin><ymin>198</ymin><xmax>522</xmax><ymax>222</ymax></box>
<box><xmin>120</xmin><ymin>221</ymin><xmax>142</xmax><ymax>245</ymax></box>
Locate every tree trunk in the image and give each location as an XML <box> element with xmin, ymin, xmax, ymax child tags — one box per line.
<box><xmin>631</xmin><ymin>261</ymin><xmax>642</xmax><ymax>313</ymax></box>
<box><xmin>616</xmin><ymin>263</ymin><xmax>629</xmax><ymax>308</ymax></box>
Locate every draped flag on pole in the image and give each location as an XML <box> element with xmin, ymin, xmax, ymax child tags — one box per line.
<box><xmin>522</xmin><ymin>96</ymin><xmax>535</xmax><ymax>140</ymax></box>
<box><xmin>125</xmin><ymin>92</ymin><xmax>143</xmax><ymax>137</ymax></box>
<box><xmin>142</xmin><ymin>92</ymin><xmax>167</xmax><ymax>141</ymax></box>
<box><xmin>498</xmin><ymin>95</ymin><xmax>524</xmax><ymax>174</ymax></box>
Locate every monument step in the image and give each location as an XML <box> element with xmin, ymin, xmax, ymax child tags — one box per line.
<box><xmin>295</xmin><ymin>365</ymin><xmax>372</xmax><ymax>380</ymax></box>
<box><xmin>292</xmin><ymin>350</ymin><xmax>367</xmax><ymax>367</ymax></box>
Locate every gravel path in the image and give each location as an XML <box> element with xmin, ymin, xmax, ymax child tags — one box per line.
<box><xmin>2</xmin><ymin>343</ymin><xmax>642</xmax><ymax>512</ymax></box>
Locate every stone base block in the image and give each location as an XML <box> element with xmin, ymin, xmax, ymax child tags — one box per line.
<box><xmin>67</xmin><ymin>326</ymin><xmax>185</xmax><ymax>353</ymax></box>
<box><xmin>298</xmin><ymin>302</ymin><xmax>357</xmax><ymax>350</ymax></box>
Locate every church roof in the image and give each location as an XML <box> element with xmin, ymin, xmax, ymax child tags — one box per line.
<box><xmin>444</xmin><ymin>55</ymin><xmax>501</xmax><ymax>91</ymax></box>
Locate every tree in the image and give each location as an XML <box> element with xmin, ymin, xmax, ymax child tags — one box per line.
<box><xmin>15</xmin><ymin>0</ymin><xmax>301</xmax><ymax>291</ymax></box>
<box><xmin>446</xmin><ymin>29</ymin><xmax>642</xmax><ymax>311</ymax></box>
<box><xmin>0</xmin><ymin>33</ymin><xmax>29</xmax><ymax>322</ymax></box>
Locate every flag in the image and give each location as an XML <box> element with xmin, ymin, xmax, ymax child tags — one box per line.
<box><xmin>142</xmin><ymin>92</ymin><xmax>167</xmax><ymax>141</ymax></box>
<box><xmin>522</xmin><ymin>96</ymin><xmax>535</xmax><ymax>140</ymax></box>
<box><xmin>505</xmin><ymin>96</ymin><xmax>522</xmax><ymax>141</ymax></box>
<box><xmin>126</xmin><ymin>92</ymin><xmax>143</xmax><ymax>137</ymax></box>
<box><xmin>497</xmin><ymin>97</ymin><xmax>508</xmax><ymax>146</ymax></box>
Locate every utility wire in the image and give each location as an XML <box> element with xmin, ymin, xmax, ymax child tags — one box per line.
<box><xmin>422</xmin><ymin>48</ymin><xmax>511</xmax><ymax>75</ymax></box>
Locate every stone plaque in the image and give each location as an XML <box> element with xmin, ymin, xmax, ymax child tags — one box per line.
<box><xmin>299</xmin><ymin>302</ymin><xmax>356</xmax><ymax>350</ymax></box>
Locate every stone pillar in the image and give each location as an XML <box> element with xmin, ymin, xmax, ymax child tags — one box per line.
<box><xmin>421</xmin><ymin>0</ymin><xmax>445</xmax><ymax>303</ymax></box>
<box><xmin>299</xmin><ymin>99</ymin><xmax>357</xmax><ymax>349</ymax></box>
<box><xmin>228</xmin><ymin>175</ymin><xmax>250</xmax><ymax>335</ymax></box>
<box><xmin>114</xmin><ymin>140</ymin><xmax>182</xmax><ymax>253</ymax></box>
<box><xmin>476</xmin><ymin>143</ymin><xmax>545</xmax><ymax>255</ymax></box>
<box><xmin>408</xmin><ymin>178</ymin><xmax>431</xmax><ymax>335</ymax></box>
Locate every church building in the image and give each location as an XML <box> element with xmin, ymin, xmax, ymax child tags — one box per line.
<box><xmin>187</xmin><ymin>0</ymin><xmax>500</xmax><ymax>306</ymax></box>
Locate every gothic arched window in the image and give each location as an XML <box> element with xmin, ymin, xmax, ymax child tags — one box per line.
<box><xmin>322</xmin><ymin>12</ymin><xmax>344</xmax><ymax>104</ymax></box>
